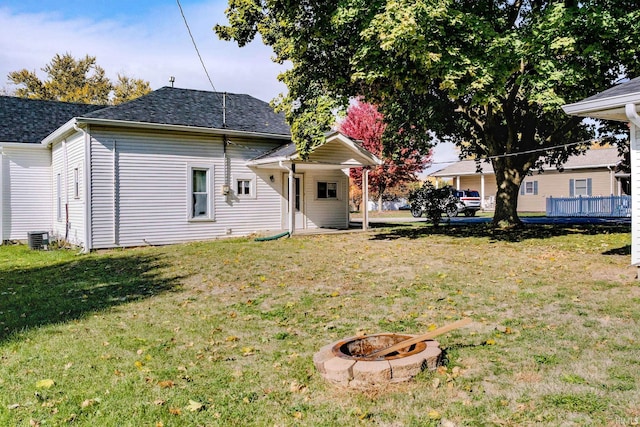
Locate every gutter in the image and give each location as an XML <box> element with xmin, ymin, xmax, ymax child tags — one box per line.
<box><xmin>41</xmin><ymin>117</ymin><xmax>291</xmax><ymax>147</ymax></box>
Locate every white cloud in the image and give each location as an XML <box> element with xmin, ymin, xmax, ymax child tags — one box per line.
<box><xmin>0</xmin><ymin>3</ymin><xmax>287</xmax><ymax>101</ymax></box>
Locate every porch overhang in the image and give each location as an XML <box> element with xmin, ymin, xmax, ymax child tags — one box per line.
<box><xmin>246</xmin><ymin>131</ymin><xmax>382</xmax><ymax>170</ymax></box>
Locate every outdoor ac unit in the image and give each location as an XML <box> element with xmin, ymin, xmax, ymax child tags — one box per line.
<box><xmin>27</xmin><ymin>231</ymin><xmax>49</xmax><ymax>250</ymax></box>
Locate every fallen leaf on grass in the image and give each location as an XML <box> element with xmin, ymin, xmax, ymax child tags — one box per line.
<box><xmin>169</xmin><ymin>407</ymin><xmax>181</xmax><ymax>415</ymax></box>
<box><xmin>186</xmin><ymin>400</ymin><xmax>204</xmax><ymax>412</ymax></box>
<box><xmin>158</xmin><ymin>380</ymin><xmax>174</xmax><ymax>389</ymax></box>
<box><xmin>29</xmin><ymin>419</ymin><xmax>40</xmax><ymax>427</ymax></box>
<box><xmin>81</xmin><ymin>398</ymin><xmax>100</xmax><ymax>408</ymax></box>
<box><xmin>35</xmin><ymin>379</ymin><xmax>55</xmax><ymax>389</ymax></box>
<box><xmin>153</xmin><ymin>399</ymin><xmax>166</xmax><ymax>406</ymax></box>
<box><xmin>8</xmin><ymin>403</ymin><xmax>20</xmax><ymax>410</ymax></box>
<box><xmin>428</xmin><ymin>410</ymin><xmax>441</xmax><ymax>420</ymax></box>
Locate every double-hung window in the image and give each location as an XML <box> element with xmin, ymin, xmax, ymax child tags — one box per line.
<box><xmin>520</xmin><ymin>180</ymin><xmax>538</xmax><ymax>196</ymax></box>
<box><xmin>188</xmin><ymin>165</ymin><xmax>213</xmax><ymax>220</ymax></box>
<box><xmin>570</xmin><ymin>178</ymin><xmax>592</xmax><ymax>197</ymax></box>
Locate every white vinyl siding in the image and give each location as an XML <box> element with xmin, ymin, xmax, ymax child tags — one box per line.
<box><xmin>0</xmin><ymin>145</ymin><xmax>52</xmax><ymax>242</ymax></box>
<box><xmin>88</xmin><ymin>128</ymin><xmax>284</xmax><ymax>248</ymax></box>
<box><xmin>51</xmin><ymin>133</ymin><xmax>87</xmax><ymax>246</ymax></box>
<box><xmin>304</xmin><ymin>171</ymin><xmax>349</xmax><ymax>229</ymax></box>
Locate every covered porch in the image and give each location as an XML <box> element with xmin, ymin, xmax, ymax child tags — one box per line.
<box><xmin>247</xmin><ymin>131</ymin><xmax>382</xmax><ymax>235</ymax></box>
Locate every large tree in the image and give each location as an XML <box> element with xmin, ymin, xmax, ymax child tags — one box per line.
<box><xmin>216</xmin><ymin>0</ymin><xmax>640</xmax><ymax>226</ymax></box>
<box><xmin>338</xmin><ymin>100</ymin><xmax>430</xmax><ymax>211</ymax></box>
<box><xmin>8</xmin><ymin>53</ymin><xmax>151</xmax><ymax>105</ymax></box>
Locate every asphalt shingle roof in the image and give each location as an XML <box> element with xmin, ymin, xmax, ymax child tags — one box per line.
<box><xmin>83</xmin><ymin>87</ymin><xmax>291</xmax><ymax>136</ymax></box>
<box><xmin>0</xmin><ymin>96</ymin><xmax>103</xmax><ymax>143</ymax></box>
<box><xmin>431</xmin><ymin>147</ymin><xmax>622</xmax><ymax>176</ymax></box>
<box><xmin>580</xmin><ymin>77</ymin><xmax>640</xmax><ymax>103</ymax></box>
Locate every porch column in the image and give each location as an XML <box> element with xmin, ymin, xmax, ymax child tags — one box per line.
<box><xmin>480</xmin><ymin>174</ymin><xmax>485</xmax><ymax>209</ymax></box>
<box><xmin>456</xmin><ymin>176</ymin><xmax>461</xmax><ymax>190</ymax></box>
<box><xmin>362</xmin><ymin>168</ymin><xmax>369</xmax><ymax>230</ymax></box>
<box><xmin>288</xmin><ymin>166</ymin><xmax>295</xmax><ymax>235</ymax></box>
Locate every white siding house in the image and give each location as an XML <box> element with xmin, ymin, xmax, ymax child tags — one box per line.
<box><xmin>563</xmin><ymin>77</ymin><xmax>640</xmax><ymax>267</ymax></box>
<box><xmin>1</xmin><ymin>97</ymin><xmax>101</xmax><ymax>244</ymax></box>
<box><xmin>2</xmin><ymin>88</ymin><xmax>381</xmax><ymax>250</ymax></box>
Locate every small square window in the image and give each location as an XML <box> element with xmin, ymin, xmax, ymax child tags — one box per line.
<box><xmin>237</xmin><ymin>179</ymin><xmax>251</xmax><ymax>196</ymax></box>
<box><xmin>317</xmin><ymin>181</ymin><xmax>338</xmax><ymax>199</ymax></box>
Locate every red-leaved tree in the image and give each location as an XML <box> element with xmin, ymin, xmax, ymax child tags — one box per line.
<box><xmin>338</xmin><ymin>100</ymin><xmax>431</xmax><ymax>211</ymax></box>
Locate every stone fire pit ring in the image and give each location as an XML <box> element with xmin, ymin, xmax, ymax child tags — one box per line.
<box><xmin>313</xmin><ymin>333</ymin><xmax>442</xmax><ymax>387</ymax></box>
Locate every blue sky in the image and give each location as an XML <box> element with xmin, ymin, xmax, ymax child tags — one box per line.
<box><xmin>0</xmin><ymin>0</ymin><xmax>287</xmax><ymax>101</ymax></box>
<box><xmin>0</xmin><ymin>0</ymin><xmax>458</xmax><ymax>166</ymax></box>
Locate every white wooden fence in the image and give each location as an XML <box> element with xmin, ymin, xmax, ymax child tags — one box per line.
<box><xmin>546</xmin><ymin>195</ymin><xmax>631</xmax><ymax>217</ymax></box>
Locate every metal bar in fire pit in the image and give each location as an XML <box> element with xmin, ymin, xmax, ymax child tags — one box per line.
<box><xmin>365</xmin><ymin>318</ymin><xmax>472</xmax><ymax>359</ymax></box>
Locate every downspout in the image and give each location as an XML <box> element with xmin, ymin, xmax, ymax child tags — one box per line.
<box><xmin>0</xmin><ymin>146</ymin><xmax>4</xmax><ymax>244</ymax></box>
<box><xmin>626</xmin><ymin>103</ymin><xmax>640</xmax><ymax>127</ymax></box>
<box><xmin>62</xmin><ymin>138</ymin><xmax>69</xmax><ymax>242</ymax></box>
<box><xmin>606</xmin><ymin>165</ymin><xmax>613</xmax><ymax>196</ymax></box>
<box><xmin>74</xmin><ymin>122</ymin><xmax>92</xmax><ymax>253</ymax></box>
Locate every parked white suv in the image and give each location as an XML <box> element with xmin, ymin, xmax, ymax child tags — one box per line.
<box><xmin>452</xmin><ymin>189</ymin><xmax>481</xmax><ymax>217</ymax></box>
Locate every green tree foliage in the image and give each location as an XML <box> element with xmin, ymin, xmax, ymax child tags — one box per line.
<box><xmin>112</xmin><ymin>74</ymin><xmax>152</xmax><ymax>105</ymax></box>
<box><xmin>8</xmin><ymin>53</ymin><xmax>151</xmax><ymax>105</ymax></box>
<box><xmin>216</xmin><ymin>0</ymin><xmax>640</xmax><ymax>226</ymax></box>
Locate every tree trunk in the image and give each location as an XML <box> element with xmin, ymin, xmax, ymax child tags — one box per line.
<box><xmin>377</xmin><ymin>194</ymin><xmax>383</xmax><ymax>212</ymax></box>
<box><xmin>492</xmin><ymin>158</ymin><xmax>524</xmax><ymax>227</ymax></box>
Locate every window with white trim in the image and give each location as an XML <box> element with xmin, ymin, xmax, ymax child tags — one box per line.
<box><xmin>188</xmin><ymin>165</ymin><xmax>213</xmax><ymax>220</ymax></box>
<box><xmin>317</xmin><ymin>181</ymin><xmax>338</xmax><ymax>199</ymax></box>
<box><xmin>234</xmin><ymin>174</ymin><xmax>256</xmax><ymax>198</ymax></box>
<box><xmin>73</xmin><ymin>167</ymin><xmax>80</xmax><ymax>199</ymax></box>
<box><xmin>525</xmin><ymin>181</ymin><xmax>536</xmax><ymax>195</ymax></box>
<box><xmin>56</xmin><ymin>173</ymin><xmax>62</xmax><ymax>221</ymax></box>
<box><xmin>574</xmin><ymin>179</ymin><xmax>588</xmax><ymax>196</ymax></box>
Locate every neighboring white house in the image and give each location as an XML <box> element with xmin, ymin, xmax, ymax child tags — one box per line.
<box><xmin>1</xmin><ymin>88</ymin><xmax>381</xmax><ymax>251</ymax></box>
<box><xmin>563</xmin><ymin>77</ymin><xmax>640</xmax><ymax>267</ymax></box>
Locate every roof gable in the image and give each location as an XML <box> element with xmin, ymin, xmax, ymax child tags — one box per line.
<box><xmin>0</xmin><ymin>96</ymin><xmax>103</xmax><ymax>143</ymax></box>
<box><xmin>82</xmin><ymin>87</ymin><xmax>291</xmax><ymax>136</ymax></box>
<box><xmin>247</xmin><ymin>131</ymin><xmax>381</xmax><ymax>169</ymax></box>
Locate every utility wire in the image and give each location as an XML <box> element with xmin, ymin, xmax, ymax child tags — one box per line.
<box><xmin>176</xmin><ymin>0</ymin><xmax>217</xmax><ymax>93</ymax></box>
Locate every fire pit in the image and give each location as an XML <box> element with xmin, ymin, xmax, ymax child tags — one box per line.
<box><xmin>313</xmin><ymin>334</ymin><xmax>442</xmax><ymax>387</ymax></box>
<box><xmin>313</xmin><ymin>319</ymin><xmax>471</xmax><ymax>387</ymax></box>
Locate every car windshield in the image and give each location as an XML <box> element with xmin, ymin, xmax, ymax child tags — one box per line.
<box><xmin>467</xmin><ymin>191</ymin><xmax>480</xmax><ymax>197</ymax></box>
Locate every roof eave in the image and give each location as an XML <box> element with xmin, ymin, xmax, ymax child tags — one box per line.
<box><xmin>44</xmin><ymin>117</ymin><xmax>291</xmax><ymax>146</ymax></box>
<box><xmin>562</xmin><ymin>93</ymin><xmax>640</xmax><ymax>122</ymax></box>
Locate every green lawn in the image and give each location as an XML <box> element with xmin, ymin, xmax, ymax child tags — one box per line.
<box><xmin>1</xmin><ymin>222</ymin><xmax>639</xmax><ymax>426</ymax></box>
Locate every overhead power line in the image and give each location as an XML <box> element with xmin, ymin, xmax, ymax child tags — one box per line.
<box><xmin>176</xmin><ymin>0</ymin><xmax>217</xmax><ymax>93</ymax></box>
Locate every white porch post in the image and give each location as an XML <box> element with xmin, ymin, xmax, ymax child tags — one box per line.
<box><xmin>288</xmin><ymin>166</ymin><xmax>295</xmax><ymax>235</ymax></box>
<box><xmin>625</xmin><ymin>104</ymin><xmax>640</xmax><ymax>273</ymax></box>
<box><xmin>362</xmin><ymin>168</ymin><xmax>369</xmax><ymax>230</ymax></box>
<box><xmin>480</xmin><ymin>174</ymin><xmax>485</xmax><ymax>209</ymax></box>
<box><xmin>456</xmin><ymin>176</ymin><xmax>461</xmax><ymax>190</ymax></box>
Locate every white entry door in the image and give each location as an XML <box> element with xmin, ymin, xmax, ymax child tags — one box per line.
<box><xmin>283</xmin><ymin>173</ymin><xmax>305</xmax><ymax>229</ymax></box>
